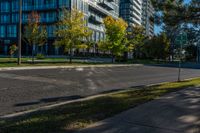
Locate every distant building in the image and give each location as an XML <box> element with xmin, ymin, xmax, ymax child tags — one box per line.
<box><xmin>119</xmin><ymin>0</ymin><xmax>143</xmax><ymax>30</ymax></box>
<box><xmin>120</xmin><ymin>0</ymin><xmax>155</xmax><ymax>37</ymax></box>
<box><xmin>142</xmin><ymin>0</ymin><xmax>155</xmax><ymax>38</ymax></box>
<box><xmin>0</xmin><ymin>0</ymin><xmax>119</xmax><ymax>55</ymax></box>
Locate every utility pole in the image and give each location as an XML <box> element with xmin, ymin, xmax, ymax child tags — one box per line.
<box><xmin>17</xmin><ymin>0</ymin><xmax>22</xmax><ymax>65</ymax></box>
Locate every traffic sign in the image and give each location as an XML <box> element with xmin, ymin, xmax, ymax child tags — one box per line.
<box><xmin>175</xmin><ymin>32</ymin><xmax>187</xmax><ymax>46</ymax></box>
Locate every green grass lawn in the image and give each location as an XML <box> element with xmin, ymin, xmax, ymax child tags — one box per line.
<box><xmin>0</xmin><ymin>78</ymin><xmax>200</xmax><ymax>133</ymax></box>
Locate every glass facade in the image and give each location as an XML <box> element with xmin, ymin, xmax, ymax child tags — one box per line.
<box><xmin>120</xmin><ymin>0</ymin><xmax>142</xmax><ymax>29</ymax></box>
<box><xmin>0</xmin><ymin>0</ymin><xmax>119</xmax><ymax>55</ymax></box>
<box><xmin>142</xmin><ymin>0</ymin><xmax>155</xmax><ymax>38</ymax></box>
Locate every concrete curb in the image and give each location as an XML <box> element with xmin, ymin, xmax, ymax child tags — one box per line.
<box><xmin>0</xmin><ymin>89</ymin><xmax>131</xmax><ymax>119</ymax></box>
<box><xmin>0</xmin><ymin>64</ymin><xmax>143</xmax><ymax>71</ymax></box>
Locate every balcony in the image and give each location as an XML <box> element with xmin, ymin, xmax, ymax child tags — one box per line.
<box><xmin>89</xmin><ymin>15</ymin><xmax>103</xmax><ymax>24</ymax></box>
<box><xmin>98</xmin><ymin>0</ymin><xmax>114</xmax><ymax>11</ymax></box>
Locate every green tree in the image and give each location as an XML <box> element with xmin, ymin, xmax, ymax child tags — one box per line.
<box><xmin>185</xmin><ymin>44</ymin><xmax>197</xmax><ymax>61</ymax></box>
<box><xmin>127</xmin><ymin>25</ymin><xmax>146</xmax><ymax>59</ymax></box>
<box><xmin>151</xmin><ymin>0</ymin><xmax>199</xmax><ymax>26</ymax></box>
<box><xmin>85</xmin><ymin>37</ymin><xmax>95</xmax><ymax>56</ymax></box>
<box><xmin>23</xmin><ymin>11</ymin><xmax>47</xmax><ymax>63</ymax></box>
<box><xmin>54</xmin><ymin>8</ymin><xmax>92</xmax><ymax>63</ymax></box>
<box><xmin>9</xmin><ymin>44</ymin><xmax>18</xmax><ymax>58</ymax></box>
<box><xmin>183</xmin><ymin>26</ymin><xmax>200</xmax><ymax>62</ymax></box>
<box><xmin>99</xmin><ymin>16</ymin><xmax>128</xmax><ymax>63</ymax></box>
<box><xmin>152</xmin><ymin>0</ymin><xmax>200</xmax><ymax>62</ymax></box>
<box><xmin>144</xmin><ymin>33</ymin><xmax>170</xmax><ymax>60</ymax></box>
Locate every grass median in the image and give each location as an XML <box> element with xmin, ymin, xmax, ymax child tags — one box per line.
<box><xmin>0</xmin><ymin>78</ymin><xmax>200</xmax><ymax>133</ymax></box>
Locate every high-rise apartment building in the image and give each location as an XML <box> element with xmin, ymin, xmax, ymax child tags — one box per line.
<box><xmin>120</xmin><ymin>0</ymin><xmax>143</xmax><ymax>29</ymax></box>
<box><xmin>0</xmin><ymin>0</ymin><xmax>119</xmax><ymax>55</ymax></box>
<box><xmin>142</xmin><ymin>0</ymin><xmax>155</xmax><ymax>37</ymax></box>
<box><xmin>120</xmin><ymin>0</ymin><xmax>155</xmax><ymax>37</ymax></box>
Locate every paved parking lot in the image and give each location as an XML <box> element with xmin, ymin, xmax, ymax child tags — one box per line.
<box><xmin>0</xmin><ymin>65</ymin><xmax>200</xmax><ymax>116</ymax></box>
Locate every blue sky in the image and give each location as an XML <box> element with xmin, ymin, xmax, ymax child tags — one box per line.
<box><xmin>154</xmin><ymin>0</ymin><xmax>191</xmax><ymax>35</ymax></box>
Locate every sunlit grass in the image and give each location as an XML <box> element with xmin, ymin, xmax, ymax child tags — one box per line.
<box><xmin>0</xmin><ymin>78</ymin><xmax>200</xmax><ymax>133</ymax></box>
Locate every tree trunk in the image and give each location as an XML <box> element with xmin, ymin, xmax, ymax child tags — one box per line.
<box><xmin>87</xmin><ymin>48</ymin><xmax>90</xmax><ymax>56</ymax></box>
<box><xmin>111</xmin><ymin>53</ymin><xmax>115</xmax><ymax>63</ymax></box>
<box><xmin>32</xmin><ymin>44</ymin><xmax>35</xmax><ymax>64</ymax></box>
<box><xmin>69</xmin><ymin>48</ymin><xmax>72</xmax><ymax>63</ymax></box>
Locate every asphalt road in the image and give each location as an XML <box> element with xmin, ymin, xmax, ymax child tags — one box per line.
<box><xmin>0</xmin><ymin>65</ymin><xmax>200</xmax><ymax>116</ymax></box>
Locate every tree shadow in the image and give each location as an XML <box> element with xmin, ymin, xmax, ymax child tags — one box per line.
<box><xmin>145</xmin><ymin>63</ymin><xmax>200</xmax><ymax>69</ymax></box>
<box><xmin>14</xmin><ymin>95</ymin><xmax>84</xmax><ymax>107</ymax></box>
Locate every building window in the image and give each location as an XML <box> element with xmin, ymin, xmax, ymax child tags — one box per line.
<box><xmin>12</xmin><ymin>14</ymin><xmax>19</xmax><ymax>23</ymax></box>
<box><xmin>59</xmin><ymin>0</ymin><xmax>70</xmax><ymax>8</ymax></box>
<box><xmin>46</xmin><ymin>0</ymin><xmax>57</xmax><ymax>8</ymax></box>
<box><xmin>23</xmin><ymin>0</ymin><xmax>33</xmax><ymax>11</ymax></box>
<box><xmin>12</xmin><ymin>0</ymin><xmax>18</xmax><ymax>12</ymax></box>
<box><xmin>0</xmin><ymin>1</ymin><xmax>10</xmax><ymax>13</ymax></box>
<box><xmin>47</xmin><ymin>25</ymin><xmax>55</xmax><ymax>37</ymax></box>
<box><xmin>7</xmin><ymin>25</ymin><xmax>17</xmax><ymax>37</ymax></box>
<box><xmin>0</xmin><ymin>14</ymin><xmax>10</xmax><ymax>23</ymax></box>
<box><xmin>0</xmin><ymin>26</ymin><xmax>6</xmax><ymax>37</ymax></box>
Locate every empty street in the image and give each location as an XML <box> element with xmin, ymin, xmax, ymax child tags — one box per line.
<box><xmin>0</xmin><ymin>65</ymin><xmax>200</xmax><ymax>116</ymax></box>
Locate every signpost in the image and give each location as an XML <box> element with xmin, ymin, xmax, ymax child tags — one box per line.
<box><xmin>175</xmin><ymin>32</ymin><xmax>187</xmax><ymax>82</ymax></box>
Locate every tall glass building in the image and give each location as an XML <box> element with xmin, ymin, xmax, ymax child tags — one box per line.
<box><xmin>0</xmin><ymin>0</ymin><xmax>119</xmax><ymax>55</ymax></box>
<box><xmin>120</xmin><ymin>0</ymin><xmax>142</xmax><ymax>29</ymax></box>
<box><xmin>120</xmin><ymin>0</ymin><xmax>154</xmax><ymax>37</ymax></box>
<box><xmin>142</xmin><ymin>0</ymin><xmax>155</xmax><ymax>38</ymax></box>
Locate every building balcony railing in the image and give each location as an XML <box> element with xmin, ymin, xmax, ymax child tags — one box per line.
<box><xmin>89</xmin><ymin>15</ymin><xmax>103</xmax><ymax>24</ymax></box>
<box><xmin>98</xmin><ymin>0</ymin><xmax>114</xmax><ymax>11</ymax></box>
<box><xmin>130</xmin><ymin>5</ymin><xmax>141</xmax><ymax>16</ymax></box>
<box><xmin>88</xmin><ymin>1</ymin><xmax>118</xmax><ymax>19</ymax></box>
<box><xmin>129</xmin><ymin>17</ymin><xmax>141</xmax><ymax>25</ymax></box>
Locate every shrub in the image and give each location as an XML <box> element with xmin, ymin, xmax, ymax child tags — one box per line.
<box><xmin>36</xmin><ymin>53</ymin><xmax>45</xmax><ymax>59</ymax></box>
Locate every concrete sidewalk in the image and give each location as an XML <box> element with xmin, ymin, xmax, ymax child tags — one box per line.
<box><xmin>77</xmin><ymin>87</ymin><xmax>200</xmax><ymax>133</ymax></box>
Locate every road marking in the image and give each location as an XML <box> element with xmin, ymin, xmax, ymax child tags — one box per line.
<box><xmin>76</xmin><ymin>67</ymin><xmax>84</xmax><ymax>71</ymax></box>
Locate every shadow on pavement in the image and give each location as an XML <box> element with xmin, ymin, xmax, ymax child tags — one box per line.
<box><xmin>14</xmin><ymin>95</ymin><xmax>84</xmax><ymax>107</ymax></box>
<box><xmin>145</xmin><ymin>63</ymin><xmax>200</xmax><ymax>69</ymax></box>
<box><xmin>78</xmin><ymin>87</ymin><xmax>200</xmax><ymax>133</ymax></box>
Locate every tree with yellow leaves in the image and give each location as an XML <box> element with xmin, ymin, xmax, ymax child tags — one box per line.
<box><xmin>99</xmin><ymin>16</ymin><xmax>128</xmax><ymax>63</ymax></box>
<box><xmin>54</xmin><ymin>8</ymin><xmax>92</xmax><ymax>63</ymax></box>
<box><xmin>23</xmin><ymin>11</ymin><xmax>47</xmax><ymax>63</ymax></box>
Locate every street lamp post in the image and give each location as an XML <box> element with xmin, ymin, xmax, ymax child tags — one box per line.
<box><xmin>17</xmin><ymin>0</ymin><xmax>22</xmax><ymax>65</ymax></box>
